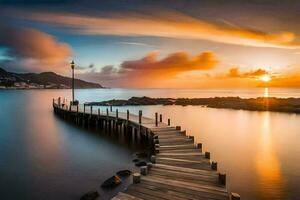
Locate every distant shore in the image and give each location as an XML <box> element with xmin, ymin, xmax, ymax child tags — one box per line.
<box><xmin>87</xmin><ymin>96</ymin><xmax>300</xmax><ymax>113</ymax></box>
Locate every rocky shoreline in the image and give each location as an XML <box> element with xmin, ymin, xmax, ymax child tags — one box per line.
<box><xmin>87</xmin><ymin>96</ymin><xmax>300</xmax><ymax>113</ymax></box>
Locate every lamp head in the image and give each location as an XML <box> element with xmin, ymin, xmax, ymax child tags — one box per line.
<box><xmin>70</xmin><ymin>60</ymin><xmax>75</xmax><ymax>69</ymax></box>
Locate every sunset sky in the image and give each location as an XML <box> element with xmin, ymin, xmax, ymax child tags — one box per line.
<box><xmin>1</xmin><ymin>0</ymin><xmax>300</xmax><ymax>88</ymax></box>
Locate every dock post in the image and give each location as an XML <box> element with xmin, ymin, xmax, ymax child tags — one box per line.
<box><xmin>58</xmin><ymin>97</ymin><xmax>61</xmax><ymax>107</ymax></box>
<box><xmin>155</xmin><ymin>113</ymin><xmax>158</xmax><ymax>127</ymax></box>
<box><xmin>139</xmin><ymin>110</ymin><xmax>142</xmax><ymax>124</ymax></box>
<box><xmin>126</xmin><ymin>110</ymin><xmax>129</xmax><ymax>134</ymax></box>
<box><xmin>133</xmin><ymin>173</ymin><xmax>141</xmax><ymax>184</ymax></box>
<box><xmin>140</xmin><ymin>166</ymin><xmax>148</xmax><ymax>175</ymax></box>
<box><xmin>116</xmin><ymin>109</ymin><xmax>118</xmax><ymax>120</ymax></box>
<box><xmin>205</xmin><ymin>152</ymin><xmax>211</xmax><ymax>159</ymax></box>
<box><xmin>168</xmin><ymin>118</ymin><xmax>170</xmax><ymax>126</ymax></box>
<box><xmin>218</xmin><ymin>173</ymin><xmax>226</xmax><ymax>185</ymax></box>
<box><xmin>106</xmin><ymin>108</ymin><xmax>109</xmax><ymax>129</ymax></box>
<box><xmin>90</xmin><ymin>106</ymin><xmax>93</xmax><ymax>116</ymax></box>
<box><xmin>176</xmin><ymin>126</ymin><xmax>181</xmax><ymax>130</ymax></box>
<box><xmin>159</xmin><ymin>114</ymin><xmax>162</xmax><ymax>122</ymax></box>
<box><xmin>211</xmin><ymin>161</ymin><xmax>217</xmax><ymax>170</ymax></box>
<box><xmin>150</xmin><ymin>155</ymin><xmax>156</xmax><ymax>163</ymax></box>
<box><xmin>110</xmin><ymin>105</ymin><xmax>112</xmax><ymax>112</ymax></box>
<box><xmin>231</xmin><ymin>192</ymin><xmax>240</xmax><ymax>200</ymax></box>
<box><xmin>197</xmin><ymin>143</ymin><xmax>202</xmax><ymax>153</ymax></box>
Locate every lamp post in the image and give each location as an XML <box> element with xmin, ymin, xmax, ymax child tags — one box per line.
<box><xmin>71</xmin><ymin>60</ymin><xmax>75</xmax><ymax>104</ymax></box>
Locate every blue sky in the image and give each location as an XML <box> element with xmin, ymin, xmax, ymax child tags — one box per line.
<box><xmin>1</xmin><ymin>0</ymin><xmax>300</xmax><ymax>88</ymax></box>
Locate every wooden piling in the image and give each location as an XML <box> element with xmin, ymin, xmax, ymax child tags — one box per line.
<box><xmin>211</xmin><ymin>161</ymin><xmax>218</xmax><ymax>170</ymax></box>
<box><xmin>205</xmin><ymin>151</ymin><xmax>211</xmax><ymax>159</ymax></box>
<box><xmin>155</xmin><ymin>113</ymin><xmax>158</xmax><ymax>127</ymax></box>
<box><xmin>139</xmin><ymin>110</ymin><xmax>142</xmax><ymax>124</ymax></box>
<box><xmin>133</xmin><ymin>173</ymin><xmax>141</xmax><ymax>184</ymax></box>
<box><xmin>140</xmin><ymin>166</ymin><xmax>148</xmax><ymax>175</ymax></box>
<box><xmin>150</xmin><ymin>155</ymin><xmax>156</xmax><ymax>163</ymax></box>
<box><xmin>159</xmin><ymin>114</ymin><xmax>162</xmax><ymax>122</ymax></box>
<box><xmin>168</xmin><ymin>118</ymin><xmax>170</xmax><ymax>126</ymax></box>
<box><xmin>127</xmin><ymin>110</ymin><xmax>129</xmax><ymax>122</ymax></box>
<box><xmin>219</xmin><ymin>173</ymin><xmax>226</xmax><ymax>185</ymax></box>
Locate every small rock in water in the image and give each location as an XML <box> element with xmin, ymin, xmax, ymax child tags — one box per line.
<box><xmin>132</xmin><ymin>158</ymin><xmax>139</xmax><ymax>162</ymax></box>
<box><xmin>101</xmin><ymin>175</ymin><xmax>122</xmax><ymax>188</ymax></box>
<box><xmin>80</xmin><ymin>190</ymin><xmax>99</xmax><ymax>200</ymax></box>
<box><xmin>135</xmin><ymin>161</ymin><xmax>147</xmax><ymax>167</ymax></box>
<box><xmin>117</xmin><ymin>170</ymin><xmax>132</xmax><ymax>177</ymax></box>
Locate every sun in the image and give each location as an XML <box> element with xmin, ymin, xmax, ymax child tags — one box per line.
<box><xmin>260</xmin><ymin>75</ymin><xmax>271</xmax><ymax>82</ymax></box>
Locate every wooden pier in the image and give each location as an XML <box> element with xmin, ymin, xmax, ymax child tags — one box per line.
<box><xmin>53</xmin><ymin>98</ymin><xmax>239</xmax><ymax>200</ymax></box>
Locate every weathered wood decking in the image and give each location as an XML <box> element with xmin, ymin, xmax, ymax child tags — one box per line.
<box><xmin>53</xmin><ymin>98</ymin><xmax>238</xmax><ymax>200</ymax></box>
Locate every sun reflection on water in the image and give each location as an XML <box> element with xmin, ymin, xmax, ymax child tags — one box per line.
<box><xmin>255</xmin><ymin>112</ymin><xmax>284</xmax><ymax>200</ymax></box>
<box><xmin>264</xmin><ymin>88</ymin><xmax>269</xmax><ymax>98</ymax></box>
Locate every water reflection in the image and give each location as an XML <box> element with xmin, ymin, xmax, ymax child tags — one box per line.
<box><xmin>255</xmin><ymin>112</ymin><xmax>284</xmax><ymax>200</ymax></box>
<box><xmin>264</xmin><ymin>88</ymin><xmax>269</xmax><ymax>98</ymax></box>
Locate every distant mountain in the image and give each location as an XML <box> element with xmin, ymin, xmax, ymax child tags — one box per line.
<box><xmin>0</xmin><ymin>67</ymin><xmax>103</xmax><ymax>89</ymax></box>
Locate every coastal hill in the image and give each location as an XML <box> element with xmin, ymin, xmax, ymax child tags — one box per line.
<box><xmin>0</xmin><ymin>67</ymin><xmax>103</xmax><ymax>89</ymax></box>
<box><xmin>88</xmin><ymin>96</ymin><xmax>300</xmax><ymax>114</ymax></box>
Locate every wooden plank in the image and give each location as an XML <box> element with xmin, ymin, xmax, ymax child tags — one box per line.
<box><xmin>54</xmin><ymin>102</ymin><xmax>230</xmax><ymax>200</ymax></box>
<box><xmin>112</xmin><ymin>192</ymin><xmax>143</xmax><ymax>200</ymax></box>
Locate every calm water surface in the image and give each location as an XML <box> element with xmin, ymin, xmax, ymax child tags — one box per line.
<box><xmin>1</xmin><ymin>88</ymin><xmax>300</xmax><ymax>200</ymax></box>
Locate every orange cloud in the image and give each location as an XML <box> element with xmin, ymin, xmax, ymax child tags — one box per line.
<box><xmin>8</xmin><ymin>9</ymin><xmax>299</xmax><ymax>49</ymax></box>
<box><xmin>120</xmin><ymin>51</ymin><xmax>217</xmax><ymax>78</ymax></box>
<box><xmin>228</xmin><ymin>67</ymin><xmax>269</xmax><ymax>78</ymax></box>
<box><xmin>78</xmin><ymin>51</ymin><xmax>218</xmax><ymax>87</ymax></box>
<box><xmin>0</xmin><ymin>24</ymin><xmax>71</xmax><ymax>72</ymax></box>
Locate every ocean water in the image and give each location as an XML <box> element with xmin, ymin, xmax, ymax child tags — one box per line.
<box><xmin>1</xmin><ymin>88</ymin><xmax>300</xmax><ymax>200</ymax></box>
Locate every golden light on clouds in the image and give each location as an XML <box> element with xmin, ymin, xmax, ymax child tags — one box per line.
<box><xmin>8</xmin><ymin>9</ymin><xmax>300</xmax><ymax>49</ymax></box>
<box><xmin>260</xmin><ymin>75</ymin><xmax>271</xmax><ymax>82</ymax></box>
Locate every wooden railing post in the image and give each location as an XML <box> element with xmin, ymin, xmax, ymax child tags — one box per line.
<box><xmin>155</xmin><ymin>113</ymin><xmax>158</xmax><ymax>127</ymax></box>
<box><xmin>127</xmin><ymin>110</ymin><xmax>129</xmax><ymax>124</ymax></box>
<box><xmin>139</xmin><ymin>110</ymin><xmax>142</xmax><ymax>124</ymax></box>
<box><xmin>90</xmin><ymin>106</ymin><xmax>93</xmax><ymax>116</ymax></box>
<box><xmin>110</xmin><ymin>105</ymin><xmax>112</xmax><ymax>112</ymax></box>
<box><xmin>168</xmin><ymin>118</ymin><xmax>170</xmax><ymax>126</ymax></box>
<box><xmin>159</xmin><ymin>114</ymin><xmax>162</xmax><ymax>122</ymax></box>
<box><xmin>98</xmin><ymin>108</ymin><xmax>100</xmax><ymax>118</ymax></box>
<box><xmin>116</xmin><ymin>109</ymin><xmax>119</xmax><ymax>120</ymax></box>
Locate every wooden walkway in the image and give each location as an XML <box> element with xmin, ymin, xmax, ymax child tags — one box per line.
<box><xmin>53</xmin><ymin>98</ymin><xmax>239</xmax><ymax>200</ymax></box>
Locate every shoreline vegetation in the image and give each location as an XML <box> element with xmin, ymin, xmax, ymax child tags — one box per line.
<box><xmin>87</xmin><ymin>96</ymin><xmax>300</xmax><ymax>113</ymax></box>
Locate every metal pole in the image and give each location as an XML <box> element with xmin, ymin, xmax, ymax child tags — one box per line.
<box><xmin>71</xmin><ymin>60</ymin><xmax>75</xmax><ymax>103</ymax></box>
